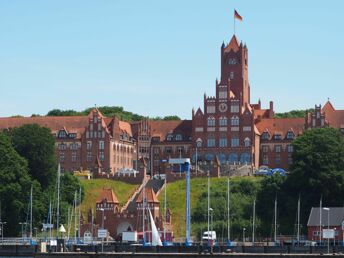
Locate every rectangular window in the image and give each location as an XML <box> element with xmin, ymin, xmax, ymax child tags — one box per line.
<box><xmin>275</xmin><ymin>154</ymin><xmax>281</xmax><ymax>164</ymax></box>
<box><xmin>87</xmin><ymin>152</ymin><xmax>92</xmax><ymax>162</ymax></box>
<box><xmin>70</xmin><ymin>143</ymin><xmax>78</xmax><ymax>150</ymax></box>
<box><xmin>231</xmin><ymin>138</ymin><xmax>239</xmax><ymax>147</ymax></box>
<box><xmin>207</xmin><ymin>138</ymin><xmax>216</xmax><ymax>147</ymax></box>
<box><xmin>87</xmin><ymin>141</ymin><xmax>92</xmax><ymax>150</ymax></box>
<box><xmin>59</xmin><ymin>153</ymin><xmax>65</xmax><ymax>162</ymax></box>
<box><xmin>275</xmin><ymin>145</ymin><xmax>281</xmax><ymax>153</ymax></box>
<box><xmin>274</xmin><ymin>134</ymin><xmax>282</xmax><ymax>140</ymax></box>
<box><xmin>262</xmin><ymin>145</ymin><xmax>269</xmax><ymax>153</ymax></box>
<box><xmin>231</xmin><ymin>104</ymin><xmax>239</xmax><ymax>113</ymax></box>
<box><xmin>219</xmin><ymin>91</ymin><xmax>227</xmax><ymax>99</ymax></box>
<box><xmin>71</xmin><ymin>152</ymin><xmax>77</xmax><ymax>162</ymax></box>
<box><xmin>219</xmin><ymin>138</ymin><xmax>227</xmax><ymax>147</ymax></box>
<box><xmin>207</xmin><ymin>106</ymin><xmax>215</xmax><ymax>114</ymax></box>
<box><xmin>58</xmin><ymin>144</ymin><xmax>66</xmax><ymax>150</ymax></box>
<box><xmin>165</xmin><ymin>147</ymin><xmax>172</xmax><ymax>154</ymax></box>
<box><xmin>153</xmin><ymin>148</ymin><xmax>159</xmax><ymax>154</ymax></box>
<box><xmin>263</xmin><ymin>155</ymin><xmax>269</xmax><ymax>165</ymax></box>
<box><xmin>287</xmin><ymin>145</ymin><xmax>293</xmax><ymax>153</ymax></box>
<box><xmin>99</xmin><ymin>141</ymin><xmax>105</xmax><ymax>150</ymax></box>
<box><xmin>99</xmin><ymin>151</ymin><xmax>105</xmax><ymax>161</ymax></box>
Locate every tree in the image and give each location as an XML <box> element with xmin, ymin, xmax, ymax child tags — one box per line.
<box><xmin>0</xmin><ymin>133</ymin><xmax>32</xmax><ymax>236</ymax></box>
<box><xmin>11</xmin><ymin>124</ymin><xmax>57</xmax><ymax>188</ymax></box>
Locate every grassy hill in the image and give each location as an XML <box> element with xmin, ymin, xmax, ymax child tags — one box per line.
<box><xmin>79</xmin><ymin>179</ymin><xmax>139</xmax><ymax>217</ymax></box>
<box><xmin>158</xmin><ymin>176</ymin><xmax>262</xmax><ymax>240</ymax></box>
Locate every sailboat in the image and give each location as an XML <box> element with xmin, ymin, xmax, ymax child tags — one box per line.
<box><xmin>148</xmin><ymin>209</ymin><xmax>162</xmax><ymax>246</ymax></box>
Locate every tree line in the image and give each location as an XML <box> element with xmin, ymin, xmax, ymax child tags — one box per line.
<box><xmin>191</xmin><ymin>128</ymin><xmax>344</xmax><ymax>241</ymax></box>
<box><xmin>0</xmin><ymin>124</ymin><xmax>83</xmax><ymax>237</ymax></box>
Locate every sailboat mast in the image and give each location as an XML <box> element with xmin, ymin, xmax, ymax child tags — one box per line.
<box><xmin>56</xmin><ymin>164</ymin><xmax>61</xmax><ymax>238</ymax></box>
<box><xmin>227</xmin><ymin>177</ymin><xmax>230</xmax><ymax>242</ymax></box>
<box><xmin>274</xmin><ymin>197</ymin><xmax>277</xmax><ymax>242</ymax></box>
<box><xmin>74</xmin><ymin>191</ymin><xmax>77</xmax><ymax>242</ymax></box>
<box><xmin>164</xmin><ymin>178</ymin><xmax>167</xmax><ymax>243</ymax></box>
<box><xmin>78</xmin><ymin>187</ymin><xmax>82</xmax><ymax>239</ymax></box>
<box><xmin>297</xmin><ymin>196</ymin><xmax>300</xmax><ymax>244</ymax></box>
<box><xmin>207</xmin><ymin>172</ymin><xmax>210</xmax><ymax>242</ymax></box>
<box><xmin>29</xmin><ymin>186</ymin><xmax>32</xmax><ymax>239</ymax></box>
<box><xmin>252</xmin><ymin>198</ymin><xmax>256</xmax><ymax>245</ymax></box>
<box><xmin>49</xmin><ymin>201</ymin><xmax>52</xmax><ymax>239</ymax></box>
<box><xmin>319</xmin><ymin>196</ymin><xmax>322</xmax><ymax>244</ymax></box>
<box><xmin>142</xmin><ymin>186</ymin><xmax>145</xmax><ymax>244</ymax></box>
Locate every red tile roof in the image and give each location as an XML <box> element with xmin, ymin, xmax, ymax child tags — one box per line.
<box><xmin>322</xmin><ymin>101</ymin><xmax>344</xmax><ymax>129</ymax></box>
<box><xmin>0</xmin><ymin>116</ymin><xmax>88</xmax><ymax>138</ymax></box>
<box><xmin>136</xmin><ymin>188</ymin><xmax>159</xmax><ymax>203</ymax></box>
<box><xmin>255</xmin><ymin>118</ymin><xmax>305</xmax><ymax>139</ymax></box>
<box><xmin>149</xmin><ymin>120</ymin><xmax>192</xmax><ymax>140</ymax></box>
<box><xmin>97</xmin><ymin>188</ymin><xmax>119</xmax><ymax>204</ymax></box>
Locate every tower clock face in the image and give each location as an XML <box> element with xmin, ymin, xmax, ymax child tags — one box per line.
<box><xmin>219</xmin><ymin>103</ymin><xmax>228</xmax><ymax>112</ymax></box>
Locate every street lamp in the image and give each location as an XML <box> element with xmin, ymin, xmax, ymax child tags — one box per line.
<box><xmin>195</xmin><ymin>138</ymin><xmax>202</xmax><ymax>176</ymax></box>
<box><xmin>323</xmin><ymin>207</ymin><xmax>330</xmax><ymax>254</ymax></box>
<box><xmin>243</xmin><ymin>228</ymin><xmax>246</xmax><ymax>246</ymax></box>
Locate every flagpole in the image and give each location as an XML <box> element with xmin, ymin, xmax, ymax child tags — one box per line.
<box><xmin>233</xmin><ymin>9</ymin><xmax>236</xmax><ymax>35</ymax></box>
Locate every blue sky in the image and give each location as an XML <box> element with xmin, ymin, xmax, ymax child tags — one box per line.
<box><xmin>0</xmin><ymin>0</ymin><xmax>343</xmax><ymax>119</ymax></box>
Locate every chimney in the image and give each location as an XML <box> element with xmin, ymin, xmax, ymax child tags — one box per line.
<box><xmin>269</xmin><ymin>101</ymin><xmax>274</xmax><ymax>118</ymax></box>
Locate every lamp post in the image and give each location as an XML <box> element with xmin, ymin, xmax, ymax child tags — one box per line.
<box><xmin>100</xmin><ymin>208</ymin><xmax>105</xmax><ymax>253</ymax></box>
<box><xmin>0</xmin><ymin>222</ymin><xmax>6</xmax><ymax>244</ymax></box>
<box><xmin>323</xmin><ymin>207</ymin><xmax>330</xmax><ymax>254</ymax></box>
<box><xmin>243</xmin><ymin>228</ymin><xmax>246</xmax><ymax>246</ymax></box>
<box><xmin>195</xmin><ymin>138</ymin><xmax>202</xmax><ymax>176</ymax></box>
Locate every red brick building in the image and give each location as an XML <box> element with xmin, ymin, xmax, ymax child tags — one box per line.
<box><xmin>0</xmin><ymin>108</ymin><xmax>136</xmax><ymax>174</ymax></box>
<box><xmin>0</xmin><ymin>34</ymin><xmax>343</xmax><ymax>173</ymax></box>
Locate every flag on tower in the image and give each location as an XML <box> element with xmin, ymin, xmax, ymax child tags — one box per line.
<box><xmin>234</xmin><ymin>10</ymin><xmax>243</xmax><ymax>21</ymax></box>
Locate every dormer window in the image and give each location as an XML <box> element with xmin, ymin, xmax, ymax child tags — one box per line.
<box><xmin>58</xmin><ymin>130</ymin><xmax>67</xmax><ymax>138</ymax></box>
<box><xmin>175</xmin><ymin>134</ymin><xmax>182</xmax><ymax>141</ymax></box>
<box><xmin>286</xmin><ymin>131</ymin><xmax>294</xmax><ymax>140</ymax></box>
<box><xmin>274</xmin><ymin>134</ymin><xmax>282</xmax><ymax>140</ymax></box>
<box><xmin>69</xmin><ymin>133</ymin><xmax>76</xmax><ymax>138</ymax></box>
<box><xmin>261</xmin><ymin>132</ymin><xmax>270</xmax><ymax>140</ymax></box>
<box><xmin>166</xmin><ymin>134</ymin><xmax>173</xmax><ymax>141</ymax></box>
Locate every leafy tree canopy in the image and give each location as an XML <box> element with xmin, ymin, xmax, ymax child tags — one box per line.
<box><xmin>10</xmin><ymin>124</ymin><xmax>57</xmax><ymax>189</ymax></box>
<box><xmin>275</xmin><ymin>108</ymin><xmax>314</xmax><ymax>118</ymax></box>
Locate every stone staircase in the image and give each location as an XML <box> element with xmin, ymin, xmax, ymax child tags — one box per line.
<box><xmin>124</xmin><ymin>178</ymin><xmax>165</xmax><ymax>213</ymax></box>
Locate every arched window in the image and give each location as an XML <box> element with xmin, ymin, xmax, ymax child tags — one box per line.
<box><xmin>207</xmin><ymin>116</ymin><xmax>215</xmax><ymax>127</ymax></box>
<box><xmin>228</xmin><ymin>153</ymin><xmax>238</xmax><ymax>163</ymax></box>
<box><xmin>175</xmin><ymin>134</ymin><xmax>182</xmax><ymax>141</ymax></box>
<box><xmin>240</xmin><ymin>153</ymin><xmax>251</xmax><ymax>164</ymax></box>
<box><xmin>166</xmin><ymin>134</ymin><xmax>173</xmax><ymax>141</ymax></box>
<box><xmin>244</xmin><ymin>137</ymin><xmax>251</xmax><ymax>147</ymax></box>
<box><xmin>231</xmin><ymin>116</ymin><xmax>239</xmax><ymax>126</ymax></box>
<box><xmin>218</xmin><ymin>153</ymin><xmax>226</xmax><ymax>164</ymax></box>
<box><xmin>205</xmin><ymin>153</ymin><xmax>214</xmax><ymax>161</ymax></box>
<box><xmin>219</xmin><ymin>116</ymin><xmax>227</xmax><ymax>126</ymax></box>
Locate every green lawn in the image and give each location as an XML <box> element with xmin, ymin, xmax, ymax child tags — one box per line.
<box><xmin>158</xmin><ymin>176</ymin><xmax>261</xmax><ymax>239</ymax></box>
<box><xmin>80</xmin><ymin>179</ymin><xmax>139</xmax><ymax>217</ymax></box>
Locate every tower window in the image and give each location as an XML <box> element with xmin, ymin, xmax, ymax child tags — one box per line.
<box><xmin>219</xmin><ymin>116</ymin><xmax>227</xmax><ymax>126</ymax></box>
<box><xmin>207</xmin><ymin>117</ymin><xmax>215</xmax><ymax>127</ymax></box>
<box><xmin>228</xmin><ymin>58</ymin><xmax>237</xmax><ymax>65</ymax></box>
<box><xmin>231</xmin><ymin>116</ymin><xmax>239</xmax><ymax>126</ymax></box>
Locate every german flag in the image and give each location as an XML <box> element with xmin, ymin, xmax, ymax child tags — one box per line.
<box><xmin>234</xmin><ymin>10</ymin><xmax>243</xmax><ymax>21</ymax></box>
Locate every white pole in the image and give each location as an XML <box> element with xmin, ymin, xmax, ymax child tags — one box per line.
<box><xmin>78</xmin><ymin>187</ymin><xmax>81</xmax><ymax>239</ymax></box>
<box><xmin>252</xmin><ymin>198</ymin><xmax>256</xmax><ymax>245</ymax></box>
<box><xmin>207</xmin><ymin>171</ymin><xmax>210</xmax><ymax>245</ymax></box>
<box><xmin>227</xmin><ymin>177</ymin><xmax>230</xmax><ymax>243</ymax></box>
<box><xmin>195</xmin><ymin>146</ymin><xmax>198</xmax><ymax>176</ymax></box>
<box><xmin>320</xmin><ymin>197</ymin><xmax>322</xmax><ymax>245</ymax></box>
<box><xmin>74</xmin><ymin>191</ymin><xmax>77</xmax><ymax>243</ymax></box>
<box><xmin>56</xmin><ymin>164</ymin><xmax>61</xmax><ymax>238</ymax></box>
<box><xmin>142</xmin><ymin>187</ymin><xmax>145</xmax><ymax>244</ymax></box>
<box><xmin>29</xmin><ymin>187</ymin><xmax>32</xmax><ymax>239</ymax></box>
<box><xmin>297</xmin><ymin>196</ymin><xmax>300</xmax><ymax>245</ymax></box>
<box><xmin>274</xmin><ymin>197</ymin><xmax>277</xmax><ymax>243</ymax></box>
<box><xmin>164</xmin><ymin>177</ymin><xmax>167</xmax><ymax>243</ymax></box>
<box><xmin>328</xmin><ymin>209</ymin><xmax>330</xmax><ymax>254</ymax></box>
